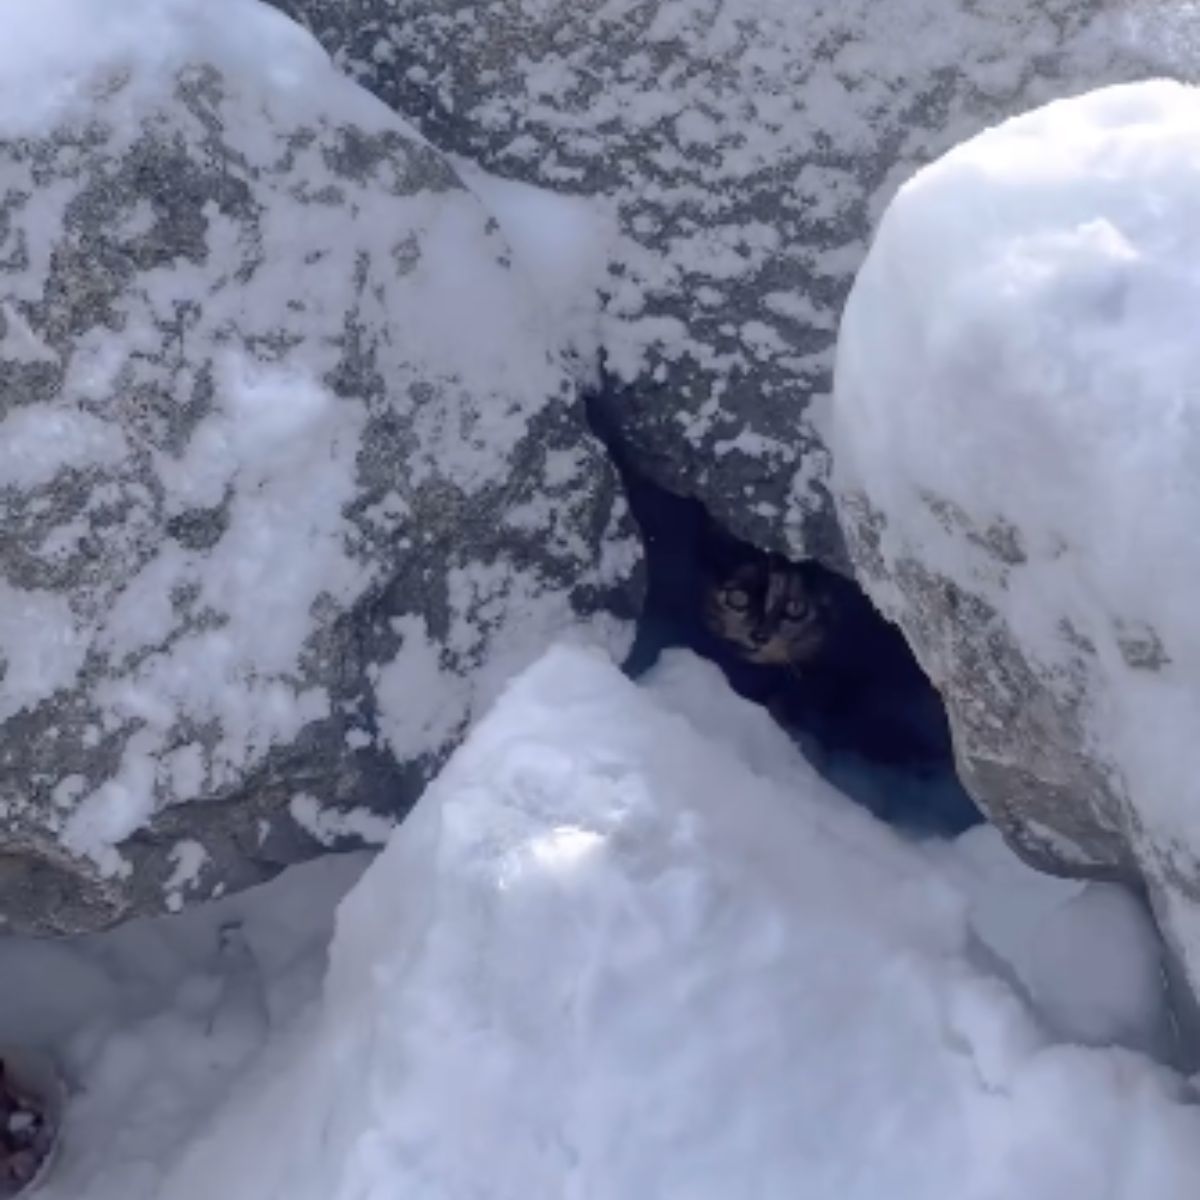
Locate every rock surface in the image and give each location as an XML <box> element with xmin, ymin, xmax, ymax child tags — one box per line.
<box><xmin>271</xmin><ymin>0</ymin><xmax>1180</xmax><ymax>565</ymax></box>
<box><xmin>832</xmin><ymin>81</ymin><xmax>1200</xmax><ymax>996</ymax></box>
<box><xmin>0</xmin><ymin>0</ymin><xmax>640</xmax><ymax>934</ymax></box>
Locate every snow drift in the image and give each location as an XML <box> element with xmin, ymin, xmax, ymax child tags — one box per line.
<box><xmin>141</xmin><ymin>647</ymin><xmax>1200</xmax><ymax>1200</ymax></box>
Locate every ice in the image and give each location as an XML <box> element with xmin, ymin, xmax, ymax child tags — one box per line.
<box><xmin>832</xmin><ymin>78</ymin><xmax>1200</xmax><ymax>987</ymax></box>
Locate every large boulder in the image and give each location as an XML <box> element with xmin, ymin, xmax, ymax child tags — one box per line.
<box><xmin>833</xmin><ymin>82</ymin><xmax>1200</xmax><ymax>995</ymax></box>
<box><xmin>0</xmin><ymin>0</ymin><xmax>641</xmax><ymax>934</ymax></box>
<box><xmin>271</xmin><ymin>0</ymin><xmax>1176</xmax><ymax>565</ymax></box>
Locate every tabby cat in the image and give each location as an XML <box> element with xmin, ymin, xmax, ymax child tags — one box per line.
<box><xmin>698</xmin><ymin>547</ymin><xmax>960</xmax><ymax>778</ymax></box>
<box><xmin>703</xmin><ymin>557</ymin><xmax>831</xmax><ymax>670</ymax></box>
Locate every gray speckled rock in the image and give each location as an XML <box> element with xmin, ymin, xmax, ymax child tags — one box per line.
<box><xmin>0</xmin><ymin>0</ymin><xmax>641</xmax><ymax>934</ymax></box>
<box><xmin>270</xmin><ymin>0</ymin><xmax>1175</xmax><ymax>565</ymax></box>
<box><xmin>834</xmin><ymin>494</ymin><xmax>1137</xmax><ymax>883</ymax></box>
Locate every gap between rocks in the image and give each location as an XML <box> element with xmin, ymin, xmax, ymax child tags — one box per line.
<box><xmin>583</xmin><ymin>385</ymin><xmax>981</xmax><ymax>840</ymax></box>
<box><xmin>584</xmin><ymin>379</ymin><xmax>1200</xmax><ymax>1071</ymax></box>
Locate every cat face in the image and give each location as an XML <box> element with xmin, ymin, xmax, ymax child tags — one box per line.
<box><xmin>703</xmin><ymin>560</ymin><xmax>828</xmax><ymax>666</ymax></box>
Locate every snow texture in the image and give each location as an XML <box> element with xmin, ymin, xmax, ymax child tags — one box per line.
<box><xmin>0</xmin><ymin>854</ymin><xmax>371</xmax><ymax>1200</ymax></box>
<box><xmin>11</xmin><ymin>646</ymin><xmax>1196</xmax><ymax>1200</ymax></box>
<box><xmin>274</xmin><ymin>0</ymin><xmax>1192</xmax><ymax>562</ymax></box>
<box><xmin>930</xmin><ymin>826</ymin><xmax>1171</xmax><ymax>1058</ymax></box>
<box><xmin>0</xmin><ymin>0</ymin><xmax>640</xmax><ymax>933</ymax></box>
<box><xmin>833</xmin><ymin>79</ymin><xmax>1200</xmax><ymax>1001</ymax></box>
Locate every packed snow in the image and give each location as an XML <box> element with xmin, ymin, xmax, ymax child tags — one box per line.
<box><xmin>833</xmin><ymin>78</ymin><xmax>1200</xmax><ymax>993</ymax></box>
<box><xmin>927</xmin><ymin>827</ymin><xmax>1171</xmax><ymax>1058</ymax></box>
<box><xmin>6</xmin><ymin>647</ymin><xmax>1198</xmax><ymax>1199</ymax></box>
<box><xmin>0</xmin><ymin>854</ymin><xmax>369</xmax><ymax>1198</ymax></box>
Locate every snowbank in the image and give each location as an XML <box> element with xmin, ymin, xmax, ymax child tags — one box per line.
<box><xmin>0</xmin><ymin>854</ymin><xmax>369</xmax><ymax>1200</ymax></box>
<box><xmin>833</xmin><ymin>79</ymin><xmax>1200</xmax><ymax>991</ymax></box>
<box><xmin>142</xmin><ymin>647</ymin><xmax>1200</xmax><ymax>1200</ymax></box>
<box><xmin>931</xmin><ymin>825</ymin><xmax>1170</xmax><ymax>1057</ymax></box>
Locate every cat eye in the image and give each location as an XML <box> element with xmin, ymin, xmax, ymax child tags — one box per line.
<box><xmin>724</xmin><ymin>587</ymin><xmax>751</xmax><ymax>612</ymax></box>
<box><xmin>783</xmin><ymin>597</ymin><xmax>809</xmax><ymax>620</ymax></box>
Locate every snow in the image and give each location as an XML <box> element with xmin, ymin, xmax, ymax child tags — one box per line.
<box><xmin>1122</xmin><ymin>2</ymin><xmax>1200</xmax><ymax>77</ymax></box>
<box><xmin>832</xmin><ymin>78</ymin><xmax>1200</xmax><ymax>989</ymax></box>
<box><xmin>6</xmin><ymin>4</ymin><xmax>1200</xmax><ymax>1192</ymax></box>
<box><xmin>456</xmin><ymin>164</ymin><xmax>620</xmax><ymax>366</ymax></box>
<box><xmin>930</xmin><ymin>826</ymin><xmax>1170</xmax><ymax>1058</ymax></box>
<box><xmin>0</xmin><ymin>586</ymin><xmax>87</xmax><ymax>725</ymax></box>
<box><xmin>0</xmin><ymin>407</ymin><xmax>124</xmax><ymax>492</ymax></box>
<box><xmin>373</xmin><ymin>615</ymin><xmax>470</xmax><ymax>757</ymax></box>
<box><xmin>0</xmin><ymin>854</ymin><xmax>370</xmax><ymax>1199</ymax></box>
<box><xmin>9</xmin><ymin>647</ymin><xmax>1200</xmax><ymax>1199</ymax></box>
<box><xmin>0</xmin><ymin>0</ymin><xmax>334</xmax><ymax>142</ymax></box>
<box><xmin>301</xmin><ymin>0</ymin><xmax>1192</xmax><ymax>558</ymax></box>
<box><xmin>289</xmin><ymin>794</ymin><xmax>393</xmax><ymax>848</ymax></box>
<box><xmin>162</xmin><ymin>841</ymin><xmax>210</xmax><ymax>914</ymax></box>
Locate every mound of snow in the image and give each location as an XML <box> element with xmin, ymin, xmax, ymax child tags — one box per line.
<box><xmin>0</xmin><ymin>853</ymin><xmax>370</xmax><ymax>1200</ymax></box>
<box><xmin>833</xmin><ymin>79</ymin><xmax>1200</xmax><ymax>991</ymax></box>
<box><xmin>932</xmin><ymin>825</ymin><xmax>1170</xmax><ymax>1057</ymax></box>
<box><xmin>147</xmin><ymin>647</ymin><xmax>1200</xmax><ymax>1200</ymax></box>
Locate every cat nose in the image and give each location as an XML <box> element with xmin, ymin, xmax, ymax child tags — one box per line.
<box><xmin>750</xmin><ymin>629</ymin><xmax>769</xmax><ymax>645</ymax></box>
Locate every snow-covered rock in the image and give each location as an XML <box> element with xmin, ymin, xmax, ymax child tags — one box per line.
<box><xmin>833</xmin><ymin>80</ymin><xmax>1200</xmax><ymax>998</ymax></box>
<box><xmin>0</xmin><ymin>0</ymin><xmax>640</xmax><ymax>934</ymax></box>
<box><xmin>274</xmin><ymin>0</ymin><xmax>1181</xmax><ymax>564</ymax></box>
<box><xmin>145</xmin><ymin>646</ymin><xmax>1200</xmax><ymax>1200</ymax></box>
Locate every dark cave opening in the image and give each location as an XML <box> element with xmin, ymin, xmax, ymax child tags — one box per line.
<box><xmin>586</xmin><ymin>388</ymin><xmax>982</xmax><ymax>839</ymax></box>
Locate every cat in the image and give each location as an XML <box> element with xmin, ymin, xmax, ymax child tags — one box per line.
<box><xmin>702</xmin><ymin>556</ymin><xmax>832</xmax><ymax>670</ymax></box>
<box><xmin>702</xmin><ymin>551</ymin><xmax>961</xmax><ymax>777</ymax></box>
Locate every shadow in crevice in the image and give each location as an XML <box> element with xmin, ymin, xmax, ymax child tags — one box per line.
<box><xmin>586</xmin><ymin>388</ymin><xmax>981</xmax><ymax>839</ymax></box>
